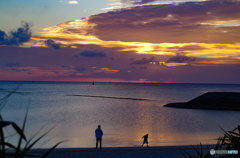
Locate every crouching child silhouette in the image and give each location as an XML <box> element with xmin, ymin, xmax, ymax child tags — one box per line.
<box><xmin>95</xmin><ymin>125</ymin><xmax>103</xmax><ymax>149</ymax></box>
<box><xmin>142</xmin><ymin>134</ymin><xmax>149</xmax><ymax>147</ymax></box>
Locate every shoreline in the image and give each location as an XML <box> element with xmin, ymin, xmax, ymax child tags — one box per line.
<box><xmin>31</xmin><ymin>145</ymin><xmax>215</xmax><ymax>158</ymax></box>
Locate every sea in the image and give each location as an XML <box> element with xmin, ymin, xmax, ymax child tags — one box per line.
<box><xmin>0</xmin><ymin>81</ymin><xmax>240</xmax><ymax>148</ymax></box>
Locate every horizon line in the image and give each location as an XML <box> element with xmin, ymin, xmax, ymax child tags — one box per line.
<box><xmin>0</xmin><ymin>80</ymin><xmax>240</xmax><ymax>85</ymax></box>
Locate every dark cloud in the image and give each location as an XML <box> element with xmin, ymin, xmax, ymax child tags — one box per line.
<box><xmin>0</xmin><ymin>23</ymin><xmax>31</xmax><ymax>46</ymax></box>
<box><xmin>45</xmin><ymin>39</ymin><xmax>61</xmax><ymax>49</ymax></box>
<box><xmin>122</xmin><ymin>0</ymin><xmax>156</xmax><ymax>4</ymax></box>
<box><xmin>86</xmin><ymin>0</ymin><xmax>240</xmax><ymax>44</ymax></box>
<box><xmin>0</xmin><ymin>31</ymin><xmax>7</xmax><ymax>42</ymax></box>
<box><xmin>1</xmin><ymin>46</ymin><xmax>240</xmax><ymax>83</ymax></box>
<box><xmin>5</xmin><ymin>63</ymin><xmax>21</xmax><ymax>67</ymax></box>
<box><xmin>9</xmin><ymin>68</ymin><xmax>21</xmax><ymax>72</ymax></box>
<box><xmin>61</xmin><ymin>65</ymin><xmax>69</xmax><ymax>68</ymax></box>
<box><xmin>130</xmin><ymin>57</ymin><xmax>156</xmax><ymax>65</ymax></box>
<box><xmin>166</xmin><ymin>55</ymin><xmax>196</xmax><ymax>63</ymax></box>
<box><xmin>74</xmin><ymin>67</ymin><xmax>85</xmax><ymax>72</ymax></box>
<box><xmin>78</xmin><ymin>50</ymin><xmax>106</xmax><ymax>58</ymax></box>
<box><xmin>140</xmin><ymin>66</ymin><xmax>148</xmax><ymax>70</ymax></box>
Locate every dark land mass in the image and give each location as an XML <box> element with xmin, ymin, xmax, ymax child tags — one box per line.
<box><xmin>164</xmin><ymin>92</ymin><xmax>240</xmax><ymax>111</ymax></box>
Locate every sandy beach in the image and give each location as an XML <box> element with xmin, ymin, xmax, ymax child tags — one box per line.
<box><xmin>31</xmin><ymin>145</ymin><xmax>214</xmax><ymax>158</ymax></box>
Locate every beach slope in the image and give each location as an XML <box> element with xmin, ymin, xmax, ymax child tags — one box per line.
<box><xmin>31</xmin><ymin>145</ymin><xmax>213</xmax><ymax>158</ymax></box>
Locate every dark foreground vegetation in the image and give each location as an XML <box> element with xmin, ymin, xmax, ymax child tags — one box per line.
<box><xmin>184</xmin><ymin>125</ymin><xmax>240</xmax><ymax>158</ymax></box>
<box><xmin>0</xmin><ymin>89</ymin><xmax>62</xmax><ymax>158</ymax></box>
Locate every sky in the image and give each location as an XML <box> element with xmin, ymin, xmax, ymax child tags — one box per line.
<box><xmin>0</xmin><ymin>0</ymin><xmax>240</xmax><ymax>83</ymax></box>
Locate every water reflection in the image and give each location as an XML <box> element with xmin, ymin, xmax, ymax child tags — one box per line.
<box><xmin>1</xmin><ymin>82</ymin><xmax>240</xmax><ymax>148</ymax></box>
<box><xmin>47</xmin><ymin>98</ymin><xmax>239</xmax><ymax>148</ymax></box>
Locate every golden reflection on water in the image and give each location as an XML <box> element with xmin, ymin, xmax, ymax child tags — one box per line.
<box><xmin>56</xmin><ymin>123</ymin><xmax>217</xmax><ymax>148</ymax></box>
<box><xmin>51</xmin><ymin>99</ymin><xmax>218</xmax><ymax>148</ymax></box>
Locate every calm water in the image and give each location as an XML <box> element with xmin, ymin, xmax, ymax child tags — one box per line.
<box><xmin>0</xmin><ymin>81</ymin><xmax>240</xmax><ymax>148</ymax></box>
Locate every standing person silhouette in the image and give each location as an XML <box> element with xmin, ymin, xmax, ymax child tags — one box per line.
<box><xmin>142</xmin><ymin>134</ymin><xmax>149</xmax><ymax>147</ymax></box>
<box><xmin>95</xmin><ymin>125</ymin><xmax>103</xmax><ymax>149</ymax></box>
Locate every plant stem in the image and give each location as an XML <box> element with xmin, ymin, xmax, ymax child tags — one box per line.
<box><xmin>0</xmin><ymin>128</ymin><xmax>5</xmax><ymax>158</ymax></box>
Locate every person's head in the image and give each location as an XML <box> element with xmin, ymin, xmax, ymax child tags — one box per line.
<box><xmin>98</xmin><ymin>125</ymin><xmax>101</xmax><ymax>128</ymax></box>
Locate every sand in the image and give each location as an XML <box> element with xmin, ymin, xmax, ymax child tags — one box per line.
<box><xmin>31</xmin><ymin>145</ymin><xmax>214</xmax><ymax>158</ymax></box>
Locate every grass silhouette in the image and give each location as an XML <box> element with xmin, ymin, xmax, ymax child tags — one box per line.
<box><xmin>0</xmin><ymin>88</ymin><xmax>63</xmax><ymax>157</ymax></box>
<box><xmin>183</xmin><ymin>126</ymin><xmax>240</xmax><ymax>158</ymax></box>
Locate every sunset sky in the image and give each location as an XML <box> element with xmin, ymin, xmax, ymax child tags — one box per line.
<box><xmin>0</xmin><ymin>0</ymin><xmax>240</xmax><ymax>83</ymax></box>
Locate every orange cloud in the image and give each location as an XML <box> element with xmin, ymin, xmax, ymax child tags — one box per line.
<box><xmin>94</xmin><ymin>67</ymin><xmax>120</xmax><ymax>74</ymax></box>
